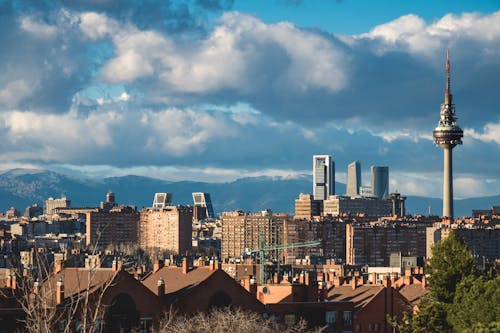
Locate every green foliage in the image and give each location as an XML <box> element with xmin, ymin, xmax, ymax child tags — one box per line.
<box><xmin>469</xmin><ymin>321</ymin><xmax>500</xmax><ymax>333</ymax></box>
<box><xmin>427</xmin><ymin>231</ymin><xmax>475</xmax><ymax>303</ymax></box>
<box><xmin>449</xmin><ymin>275</ymin><xmax>500</xmax><ymax>332</ymax></box>
<box><xmin>411</xmin><ymin>296</ymin><xmax>452</xmax><ymax>333</ymax></box>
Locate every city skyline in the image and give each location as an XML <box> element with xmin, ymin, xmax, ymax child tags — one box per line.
<box><xmin>0</xmin><ymin>1</ymin><xmax>499</xmax><ymax>200</ymax></box>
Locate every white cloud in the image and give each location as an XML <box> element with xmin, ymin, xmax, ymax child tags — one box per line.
<box><xmin>465</xmin><ymin>122</ymin><xmax>500</xmax><ymax>145</ymax></box>
<box><xmin>357</xmin><ymin>11</ymin><xmax>500</xmax><ymax>55</ymax></box>
<box><xmin>0</xmin><ymin>80</ymin><xmax>37</xmax><ymax>108</ymax></box>
<box><xmin>82</xmin><ymin>11</ymin><xmax>349</xmax><ymax>93</ymax></box>
<box><xmin>142</xmin><ymin>107</ymin><xmax>237</xmax><ymax>155</ymax></box>
<box><xmin>20</xmin><ymin>17</ymin><xmax>57</xmax><ymax>38</ymax></box>
<box><xmin>79</xmin><ymin>12</ymin><xmax>119</xmax><ymax>40</ymax></box>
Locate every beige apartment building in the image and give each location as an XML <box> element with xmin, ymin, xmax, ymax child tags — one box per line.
<box><xmin>220</xmin><ymin>211</ymin><xmax>287</xmax><ymax>261</ymax></box>
<box><xmin>139</xmin><ymin>205</ymin><xmax>193</xmax><ymax>254</ymax></box>
<box><xmin>294</xmin><ymin>193</ymin><xmax>322</xmax><ymax>219</ymax></box>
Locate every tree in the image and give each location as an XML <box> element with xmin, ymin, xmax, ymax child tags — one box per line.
<box><xmin>411</xmin><ymin>296</ymin><xmax>452</xmax><ymax>333</ymax></box>
<box><xmin>427</xmin><ymin>231</ymin><xmax>475</xmax><ymax>303</ymax></box>
<box><xmin>154</xmin><ymin>307</ymin><xmax>324</xmax><ymax>333</ymax></box>
<box><xmin>449</xmin><ymin>274</ymin><xmax>500</xmax><ymax>332</ymax></box>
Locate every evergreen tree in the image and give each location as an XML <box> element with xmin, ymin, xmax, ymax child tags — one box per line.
<box><xmin>427</xmin><ymin>231</ymin><xmax>475</xmax><ymax>303</ymax></box>
<box><xmin>449</xmin><ymin>274</ymin><xmax>500</xmax><ymax>332</ymax></box>
<box><xmin>411</xmin><ymin>296</ymin><xmax>452</xmax><ymax>333</ymax></box>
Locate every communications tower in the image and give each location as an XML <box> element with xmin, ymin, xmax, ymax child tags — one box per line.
<box><xmin>433</xmin><ymin>50</ymin><xmax>463</xmax><ymax>219</ymax></box>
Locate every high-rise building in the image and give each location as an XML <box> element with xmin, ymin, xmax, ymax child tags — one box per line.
<box><xmin>371</xmin><ymin>166</ymin><xmax>389</xmax><ymax>199</ymax></box>
<box><xmin>152</xmin><ymin>193</ymin><xmax>172</xmax><ymax>210</ymax></box>
<box><xmin>432</xmin><ymin>50</ymin><xmax>463</xmax><ymax>219</ymax></box>
<box><xmin>294</xmin><ymin>193</ymin><xmax>322</xmax><ymax>219</ymax></box>
<box><xmin>220</xmin><ymin>211</ymin><xmax>286</xmax><ymax>261</ymax></box>
<box><xmin>192</xmin><ymin>192</ymin><xmax>215</xmax><ymax>221</ymax></box>
<box><xmin>139</xmin><ymin>204</ymin><xmax>193</xmax><ymax>254</ymax></box>
<box><xmin>313</xmin><ymin>155</ymin><xmax>335</xmax><ymax>200</ymax></box>
<box><xmin>86</xmin><ymin>205</ymin><xmax>140</xmax><ymax>249</ymax></box>
<box><xmin>346</xmin><ymin>161</ymin><xmax>361</xmax><ymax>197</ymax></box>
<box><xmin>44</xmin><ymin>196</ymin><xmax>71</xmax><ymax>216</ymax></box>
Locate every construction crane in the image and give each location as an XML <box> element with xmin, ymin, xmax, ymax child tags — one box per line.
<box><xmin>248</xmin><ymin>238</ymin><xmax>322</xmax><ymax>284</ymax></box>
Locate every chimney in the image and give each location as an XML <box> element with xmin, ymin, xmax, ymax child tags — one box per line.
<box><xmin>351</xmin><ymin>276</ymin><xmax>357</xmax><ymax>290</ymax></box>
<box><xmin>157</xmin><ymin>277</ymin><xmax>165</xmax><ymax>297</ymax></box>
<box><xmin>299</xmin><ymin>272</ymin><xmax>305</xmax><ymax>285</ymax></box>
<box><xmin>333</xmin><ymin>276</ymin><xmax>344</xmax><ymax>288</ymax></box>
<box><xmin>422</xmin><ymin>275</ymin><xmax>428</xmax><ymax>289</ymax></box>
<box><xmin>56</xmin><ymin>278</ymin><xmax>64</xmax><ymax>305</ymax></box>
<box><xmin>11</xmin><ymin>274</ymin><xmax>17</xmax><ymax>290</ymax></box>
<box><xmin>318</xmin><ymin>281</ymin><xmax>326</xmax><ymax>301</ymax></box>
<box><xmin>5</xmin><ymin>273</ymin><xmax>11</xmax><ymax>289</ymax></box>
<box><xmin>153</xmin><ymin>259</ymin><xmax>164</xmax><ymax>273</ymax></box>
<box><xmin>304</xmin><ymin>272</ymin><xmax>311</xmax><ymax>286</ymax></box>
<box><xmin>214</xmin><ymin>258</ymin><xmax>220</xmax><ymax>270</ymax></box>
<box><xmin>382</xmin><ymin>276</ymin><xmax>391</xmax><ymax>289</ymax></box>
<box><xmin>117</xmin><ymin>259</ymin><xmax>123</xmax><ymax>271</ymax></box>
<box><xmin>370</xmin><ymin>272</ymin><xmax>377</xmax><ymax>284</ymax></box>
<box><xmin>112</xmin><ymin>259</ymin><xmax>118</xmax><ymax>272</ymax></box>
<box><xmin>34</xmin><ymin>279</ymin><xmax>39</xmax><ymax>294</ymax></box>
<box><xmin>244</xmin><ymin>275</ymin><xmax>257</xmax><ymax>297</ymax></box>
<box><xmin>405</xmin><ymin>266</ymin><xmax>412</xmax><ymax>276</ymax></box>
<box><xmin>54</xmin><ymin>259</ymin><xmax>63</xmax><ymax>274</ymax></box>
<box><xmin>273</xmin><ymin>273</ymin><xmax>279</xmax><ymax>284</ymax></box>
<box><xmin>182</xmin><ymin>258</ymin><xmax>188</xmax><ymax>274</ymax></box>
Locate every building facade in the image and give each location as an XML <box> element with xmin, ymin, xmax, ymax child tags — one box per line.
<box><xmin>313</xmin><ymin>155</ymin><xmax>335</xmax><ymax>200</ymax></box>
<box><xmin>44</xmin><ymin>196</ymin><xmax>71</xmax><ymax>216</ymax></box>
<box><xmin>220</xmin><ymin>211</ymin><xmax>286</xmax><ymax>261</ymax></box>
<box><xmin>346</xmin><ymin>222</ymin><xmax>430</xmax><ymax>266</ymax></box>
<box><xmin>294</xmin><ymin>193</ymin><xmax>322</xmax><ymax>219</ymax></box>
<box><xmin>371</xmin><ymin>166</ymin><xmax>389</xmax><ymax>199</ymax></box>
<box><xmin>139</xmin><ymin>205</ymin><xmax>193</xmax><ymax>254</ymax></box>
<box><xmin>346</xmin><ymin>160</ymin><xmax>361</xmax><ymax>197</ymax></box>
<box><xmin>85</xmin><ymin>206</ymin><xmax>140</xmax><ymax>249</ymax></box>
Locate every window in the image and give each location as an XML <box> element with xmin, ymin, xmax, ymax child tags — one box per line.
<box><xmin>284</xmin><ymin>313</ymin><xmax>296</xmax><ymax>326</ymax></box>
<box><xmin>139</xmin><ymin>317</ymin><xmax>153</xmax><ymax>333</ymax></box>
<box><xmin>343</xmin><ymin>311</ymin><xmax>353</xmax><ymax>325</ymax></box>
<box><xmin>325</xmin><ymin>311</ymin><xmax>337</xmax><ymax>328</ymax></box>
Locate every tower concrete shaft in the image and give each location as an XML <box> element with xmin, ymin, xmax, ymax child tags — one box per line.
<box><xmin>443</xmin><ymin>146</ymin><xmax>453</xmax><ymax>218</ymax></box>
<box><xmin>432</xmin><ymin>50</ymin><xmax>463</xmax><ymax>219</ymax></box>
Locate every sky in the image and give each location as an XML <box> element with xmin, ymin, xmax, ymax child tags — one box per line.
<box><xmin>0</xmin><ymin>0</ymin><xmax>499</xmax><ymax>199</ymax></box>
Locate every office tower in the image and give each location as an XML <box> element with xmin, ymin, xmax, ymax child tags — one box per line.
<box><xmin>346</xmin><ymin>160</ymin><xmax>361</xmax><ymax>197</ymax></box>
<box><xmin>433</xmin><ymin>50</ymin><xmax>463</xmax><ymax>219</ymax></box>
<box><xmin>192</xmin><ymin>192</ymin><xmax>215</xmax><ymax>221</ymax></box>
<box><xmin>313</xmin><ymin>155</ymin><xmax>335</xmax><ymax>200</ymax></box>
<box><xmin>371</xmin><ymin>166</ymin><xmax>389</xmax><ymax>199</ymax></box>
<box><xmin>44</xmin><ymin>196</ymin><xmax>71</xmax><ymax>215</ymax></box>
<box><xmin>152</xmin><ymin>192</ymin><xmax>172</xmax><ymax>210</ymax></box>
<box><xmin>139</xmin><ymin>203</ymin><xmax>193</xmax><ymax>254</ymax></box>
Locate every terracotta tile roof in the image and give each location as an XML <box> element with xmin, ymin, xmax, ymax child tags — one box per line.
<box><xmin>142</xmin><ymin>266</ymin><xmax>216</xmax><ymax>297</ymax></box>
<box><xmin>43</xmin><ymin>268</ymin><xmax>117</xmax><ymax>300</ymax></box>
<box><xmin>398</xmin><ymin>284</ymin><xmax>429</xmax><ymax>306</ymax></box>
<box><xmin>326</xmin><ymin>285</ymin><xmax>384</xmax><ymax>311</ymax></box>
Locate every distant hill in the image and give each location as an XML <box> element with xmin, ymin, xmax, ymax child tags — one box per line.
<box><xmin>0</xmin><ymin>169</ymin><xmax>497</xmax><ymax>217</ymax></box>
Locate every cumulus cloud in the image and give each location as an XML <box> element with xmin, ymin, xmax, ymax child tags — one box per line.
<box><xmin>465</xmin><ymin>122</ymin><xmax>500</xmax><ymax>145</ymax></box>
<box><xmin>0</xmin><ymin>4</ymin><xmax>499</xmax><ymax>198</ymax></box>
<box><xmin>20</xmin><ymin>17</ymin><xmax>57</xmax><ymax>38</ymax></box>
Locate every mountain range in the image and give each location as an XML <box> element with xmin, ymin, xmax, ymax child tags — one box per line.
<box><xmin>0</xmin><ymin>169</ymin><xmax>498</xmax><ymax>217</ymax></box>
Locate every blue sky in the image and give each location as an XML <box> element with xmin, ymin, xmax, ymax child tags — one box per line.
<box><xmin>0</xmin><ymin>0</ymin><xmax>499</xmax><ymax>200</ymax></box>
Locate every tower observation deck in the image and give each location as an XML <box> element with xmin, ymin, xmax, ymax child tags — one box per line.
<box><xmin>432</xmin><ymin>50</ymin><xmax>463</xmax><ymax>219</ymax></box>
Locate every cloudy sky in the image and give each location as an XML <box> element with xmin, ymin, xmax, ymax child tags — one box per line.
<box><xmin>0</xmin><ymin>0</ymin><xmax>499</xmax><ymax>199</ymax></box>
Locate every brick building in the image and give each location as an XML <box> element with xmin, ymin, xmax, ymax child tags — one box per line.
<box><xmin>139</xmin><ymin>205</ymin><xmax>193</xmax><ymax>254</ymax></box>
<box><xmin>86</xmin><ymin>206</ymin><xmax>139</xmax><ymax>249</ymax></box>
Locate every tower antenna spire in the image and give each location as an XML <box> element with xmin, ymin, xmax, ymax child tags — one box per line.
<box><xmin>445</xmin><ymin>48</ymin><xmax>452</xmax><ymax>105</ymax></box>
